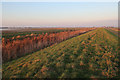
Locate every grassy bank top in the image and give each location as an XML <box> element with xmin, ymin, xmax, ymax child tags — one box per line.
<box><xmin>3</xmin><ymin>28</ymin><xmax>119</xmax><ymax>78</ymax></box>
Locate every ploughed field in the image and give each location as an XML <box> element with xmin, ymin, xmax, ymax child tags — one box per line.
<box><xmin>2</xmin><ymin>28</ymin><xmax>119</xmax><ymax>78</ymax></box>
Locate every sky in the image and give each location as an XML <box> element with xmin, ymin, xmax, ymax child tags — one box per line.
<box><xmin>1</xmin><ymin>0</ymin><xmax>119</xmax><ymax>2</ymax></box>
<box><xmin>2</xmin><ymin>2</ymin><xmax>118</xmax><ymax>27</ymax></box>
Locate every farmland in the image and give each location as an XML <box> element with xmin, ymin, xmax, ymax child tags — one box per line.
<box><xmin>2</xmin><ymin>27</ymin><xmax>87</xmax><ymax>39</ymax></box>
<box><xmin>2</xmin><ymin>28</ymin><xmax>119</xmax><ymax>78</ymax></box>
<box><xmin>2</xmin><ymin>28</ymin><xmax>94</xmax><ymax>62</ymax></box>
<box><xmin>106</xmin><ymin>27</ymin><xmax>120</xmax><ymax>37</ymax></box>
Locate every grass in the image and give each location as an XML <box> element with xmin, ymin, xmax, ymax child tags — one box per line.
<box><xmin>2</xmin><ymin>28</ymin><xmax>119</xmax><ymax>78</ymax></box>
<box><xmin>106</xmin><ymin>28</ymin><xmax>120</xmax><ymax>38</ymax></box>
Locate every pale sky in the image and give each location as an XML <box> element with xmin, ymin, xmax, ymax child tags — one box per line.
<box><xmin>2</xmin><ymin>2</ymin><xmax>118</xmax><ymax>27</ymax></box>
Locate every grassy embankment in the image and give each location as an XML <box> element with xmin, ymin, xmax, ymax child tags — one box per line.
<box><xmin>3</xmin><ymin>28</ymin><xmax>119</xmax><ymax>78</ymax></box>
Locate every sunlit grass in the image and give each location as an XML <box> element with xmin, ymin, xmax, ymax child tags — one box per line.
<box><xmin>2</xmin><ymin>28</ymin><xmax>119</xmax><ymax>78</ymax></box>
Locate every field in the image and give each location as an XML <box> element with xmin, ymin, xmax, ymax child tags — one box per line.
<box><xmin>2</xmin><ymin>28</ymin><xmax>85</xmax><ymax>39</ymax></box>
<box><xmin>106</xmin><ymin>27</ymin><xmax>120</xmax><ymax>37</ymax></box>
<box><xmin>2</xmin><ymin>28</ymin><xmax>119</xmax><ymax>78</ymax></box>
<box><xmin>2</xmin><ymin>28</ymin><xmax>94</xmax><ymax>62</ymax></box>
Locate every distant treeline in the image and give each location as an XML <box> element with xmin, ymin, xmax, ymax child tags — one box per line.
<box><xmin>2</xmin><ymin>28</ymin><xmax>95</xmax><ymax>62</ymax></box>
<box><xmin>0</xmin><ymin>27</ymin><xmax>8</xmax><ymax>29</ymax></box>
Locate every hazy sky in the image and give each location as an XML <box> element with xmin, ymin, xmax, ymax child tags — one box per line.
<box><xmin>2</xmin><ymin>2</ymin><xmax>118</xmax><ymax>27</ymax></box>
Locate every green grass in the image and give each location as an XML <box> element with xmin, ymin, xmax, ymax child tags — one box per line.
<box><xmin>2</xmin><ymin>28</ymin><xmax>119</xmax><ymax>78</ymax></box>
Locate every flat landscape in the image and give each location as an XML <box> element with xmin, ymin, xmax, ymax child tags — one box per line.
<box><xmin>2</xmin><ymin>28</ymin><xmax>119</xmax><ymax>78</ymax></box>
<box><xmin>2</xmin><ymin>2</ymin><xmax>119</xmax><ymax>79</ymax></box>
<box><xmin>2</xmin><ymin>28</ymin><xmax>79</xmax><ymax>39</ymax></box>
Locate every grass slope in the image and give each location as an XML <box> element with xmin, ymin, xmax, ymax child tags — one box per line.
<box><xmin>105</xmin><ymin>28</ymin><xmax>119</xmax><ymax>38</ymax></box>
<box><xmin>2</xmin><ymin>28</ymin><xmax>119</xmax><ymax>78</ymax></box>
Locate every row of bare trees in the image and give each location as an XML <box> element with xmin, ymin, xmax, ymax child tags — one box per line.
<box><xmin>2</xmin><ymin>28</ymin><xmax>95</xmax><ymax>62</ymax></box>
